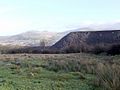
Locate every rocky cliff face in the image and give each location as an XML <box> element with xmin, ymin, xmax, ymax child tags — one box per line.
<box><xmin>51</xmin><ymin>30</ymin><xmax>120</xmax><ymax>54</ymax></box>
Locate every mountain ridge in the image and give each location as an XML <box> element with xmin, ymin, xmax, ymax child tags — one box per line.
<box><xmin>0</xmin><ymin>22</ymin><xmax>120</xmax><ymax>46</ymax></box>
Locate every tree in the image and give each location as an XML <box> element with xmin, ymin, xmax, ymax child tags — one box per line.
<box><xmin>40</xmin><ymin>40</ymin><xmax>45</xmax><ymax>48</ymax></box>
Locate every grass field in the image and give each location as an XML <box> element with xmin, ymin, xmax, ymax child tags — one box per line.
<box><xmin>0</xmin><ymin>53</ymin><xmax>119</xmax><ymax>90</ymax></box>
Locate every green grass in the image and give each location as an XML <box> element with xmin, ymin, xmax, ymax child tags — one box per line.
<box><xmin>0</xmin><ymin>54</ymin><xmax>95</xmax><ymax>90</ymax></box>
<box><xmin>0</xmin><ymin>53</ymin><xmax>119</xmax><ymax>90</ymax></box>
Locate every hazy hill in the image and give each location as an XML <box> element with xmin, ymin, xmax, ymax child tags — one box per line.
<box><xmin>0</xmin><ymin>31</ymin><xmax>68</xmax><ymax>46</ymax></box>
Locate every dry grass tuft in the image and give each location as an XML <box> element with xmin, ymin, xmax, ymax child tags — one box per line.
<box><xmin>94</xmin><ymin>63</ymin><xmax>120</xmax><ymax>90</ymax></box>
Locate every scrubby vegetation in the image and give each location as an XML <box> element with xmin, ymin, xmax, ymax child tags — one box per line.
<box><xmin>0</xmin><ymin>53</ymin><xmax>119</xmax><ymax>90</ymax></box>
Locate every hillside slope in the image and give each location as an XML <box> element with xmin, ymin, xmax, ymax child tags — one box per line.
<box><xmin>51</xmin><ymin>30</ymin><xmax>120</xmax><ymax>54</ymax></box>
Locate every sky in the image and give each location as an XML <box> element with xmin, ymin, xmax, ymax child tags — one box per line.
<box><xmin>0</xmin><ymin>0</ymin><xmax>120</xmax><ymax>36</ymax></box>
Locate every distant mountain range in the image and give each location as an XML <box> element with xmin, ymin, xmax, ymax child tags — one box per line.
<box><xmin>0</xmin><ymin>22</ymin><xmax>120</xmax><ymax>46</ymax></box>
<box><xmin>0</xmin><ymin>30</ymin><xmax>68</xmax><ymax>46</ymax></box>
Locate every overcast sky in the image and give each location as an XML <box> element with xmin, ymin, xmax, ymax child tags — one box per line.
<box><xmin>0</xmin><ymin>0</ymin><xmax>120</xmax><ymax>36</ymax></box>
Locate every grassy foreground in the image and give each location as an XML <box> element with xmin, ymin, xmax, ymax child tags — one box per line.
<box><xmin>0</xmin><ymin>53</ymin><xmax>119</xmax><ymax>90</ymax></box>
